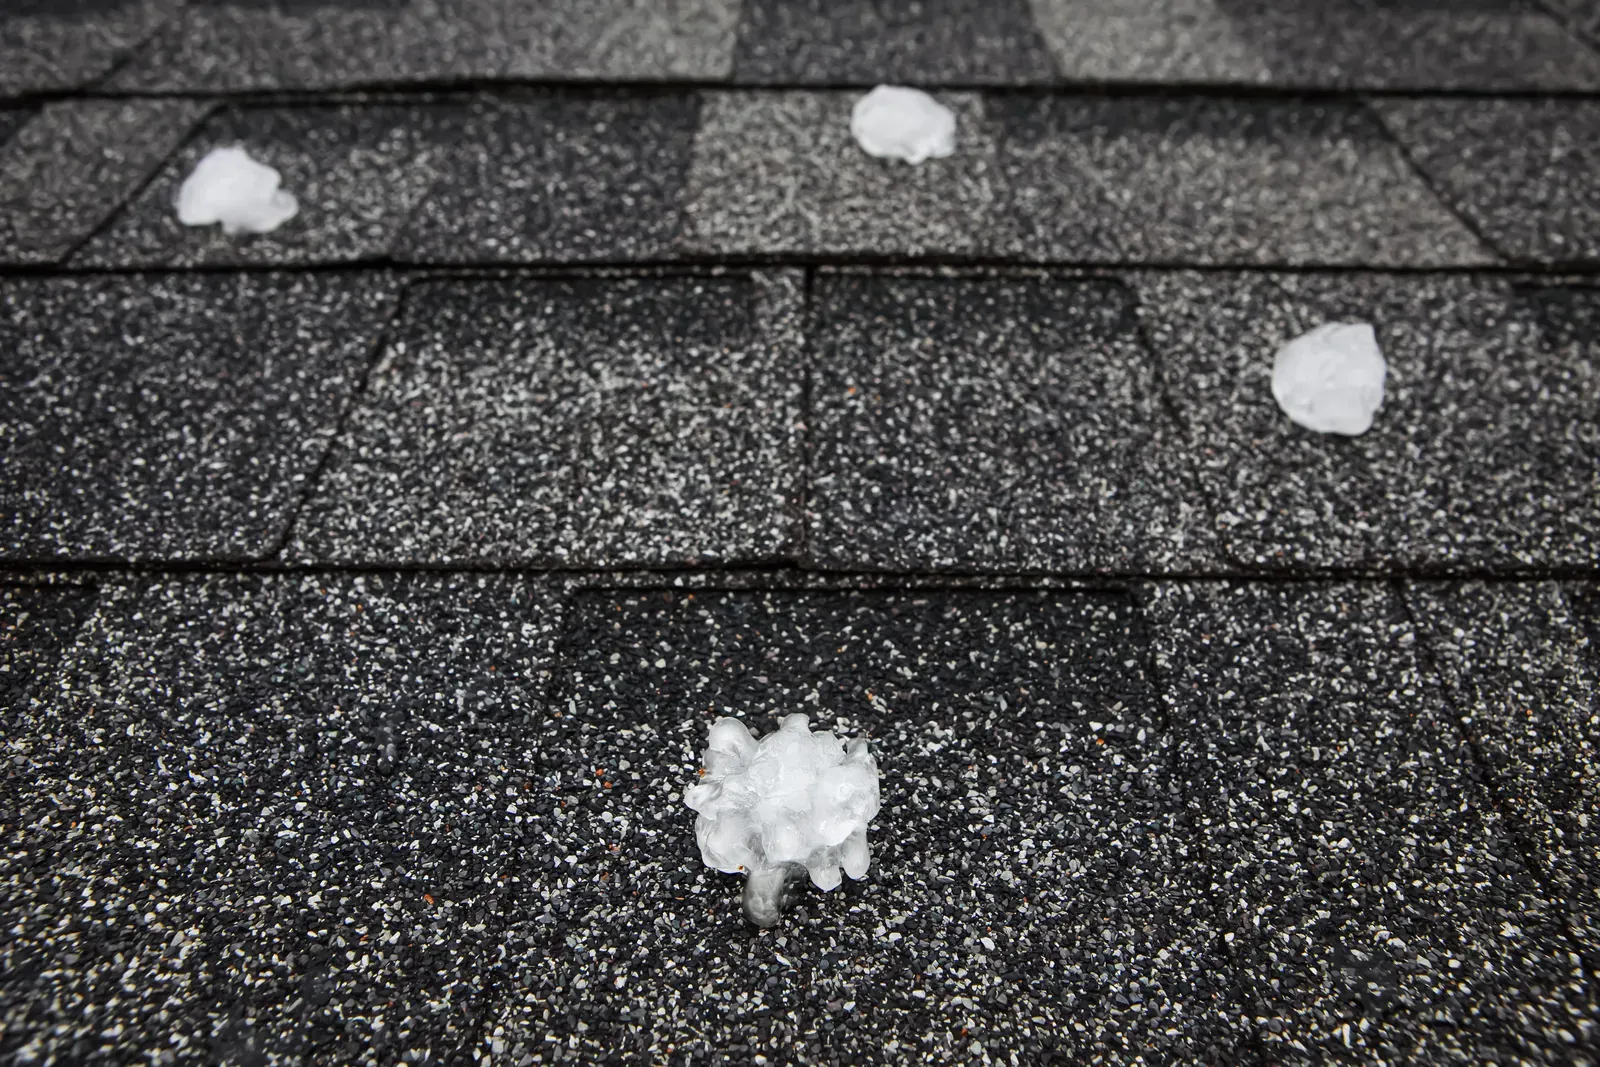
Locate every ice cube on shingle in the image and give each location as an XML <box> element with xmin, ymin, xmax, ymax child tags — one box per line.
<box><xmin>175</xmin><ymin>146</ymin><xmax>298</xmax><ymax>236</ymax></box>
<box><xmin>850</xmin><ymin>85</ymin><xmax>956</xmax><ymax>165</ymax></box>
<box><xmin>685</xmin><ymin>713</ymin><xmax>880</xmax><ymax>926</ymax></box>
<box><xmin>1271</xmin><ymin>322</ymin><xmax>1387</xmax><ymax>436</ymax></box>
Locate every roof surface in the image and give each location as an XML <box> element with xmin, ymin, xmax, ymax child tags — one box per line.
<box><xmin>2</xmin><ymin>1</ymin><xmax>1598</xmax><ymax>1065</ymax></box>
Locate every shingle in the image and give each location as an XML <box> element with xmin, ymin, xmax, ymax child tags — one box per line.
<box><xmin>1025</xmin><ymin>0</ymin><xmax>1277</xmax><ymax>83</ymax></box>
<box><xmin>1147</xmin><ymin>581</ymin><xmax>1594</xmax><ymax>1063</ymax></box>
<box><xmin>0</xmin><ymin>107</ymin><xmax>36</xmax><ymax>148</ymax></box>
<box><xmin>1134</xmin><ymin>272</ymin><xmax>1600</xmax><ymax>571</ymax></box>
<box><xmin>478</xmin><ymin>590</ymin><xmax>1249</xmax><ymax>1065</ymax></box>
<box><xmin>291</xmin><ymin>271</ymin><xmax>804</xmax><ymax>566</ymax></box>
<box><xmin>1542</xmin><ymin>0</ymin><xmax>1600</xmax><ymax>45</ymax></box>
<box><xmin>0</xmin><ymin>0</ymin><xmax>179</xmax><ymax>96</ymax></box>
<box><xmin>0</xmin><ymin>99</ymin><xmax>212</xmax><ymax>265</ymax></box>
<box><xmin>681</xmin><ymin>91</ymin><xmax>1019</xmax><ymax>256</ymax></box>
<box><xmin>1027</xmin><ymin>1</ymin><xmax>1600</xmax><ymax>88</ymax></box>
<box><xmin>73</xmin><ymin>102</ymin><xmax>467</xmax><ymax>268</ymax></box>
<box><xmin>1375</xmin><ymin>98</ymin><xmax>1600</xmax><ymax>266</ymax></box>
<box><xmin>807</xmin><ymin>272</ymin><xmax>1216</xmax><ymax>574</ymax></box>
<box><xmin>111</xmin><ymin>0</ymin><xmax>739</xmax><ymax>91</ymax></box>
<box><xmin>1</xmin><ymin>573</ymin><xmax>561</xmax><ymax>1065</ymax></box>
<box><xmin>0</xmin><ymin>274</ymin><xmax>401</xmax><ymax>563</ymax></box>
<box><xmin>1405</xmin><ymin>581</ymin><xmax>1600</xmax><ymax>948</ymax></box>
<box><xmin>394</xmin><ymin>94</ymin><xmax>699</xmax><ymax>264</ymax></box>
<box><xmin>995</xmin><ymin>96</ymin><xmax>1493</xmax><ymax>266</ymax></box>
<box><xmin>0</xmin><ymin>584</ymin><xmax>97</xmax><ymax>722</ymax></box>
<box><xmin>732</xmin><ymin>0</ymin><xmax>1057</xmax><ymax>84</ymax></box>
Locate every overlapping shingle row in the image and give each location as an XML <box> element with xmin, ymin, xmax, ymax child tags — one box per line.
<box><xmin>5</xmin><ymin>92</ymin><xmax>1600</xmax><ymax>269</ymax></box>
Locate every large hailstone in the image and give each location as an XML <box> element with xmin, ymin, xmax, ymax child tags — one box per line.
<box><xmin>175</xmin><ymin>146</ymin><xmax>298</xmax><ymax>235</ymax></box>
<box><xmin>850</xmin><ymin>85</ymin><xmax>956</xmax><ymax>165</ymax></box>
<box><xmin>1271</xmin><ymin>322</ymin><xmax>1387</xmax><ymax>436</ymax></box>
<box><xmin>684</xmin><ymin>714</ymin><xmax>880</xmax><ymax>926</ymax></box>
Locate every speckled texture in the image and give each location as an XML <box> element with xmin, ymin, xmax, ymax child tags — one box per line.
<box><xmin>1134</xmin><ymin>272</ymin><xmax>1600</xmax><ymax>571</ymax></box>
<box><xmin>74</xmin><ymin>102</ymin><xmax>467</xmax><ymax>268</ymax></box>
<box><xmin>0</xmin><ymin>583</ymin><xmax>97</xmax><ymax>736</ymax></box>
<box><xmin>995</xmin><ymin>96</ymin><xmax>1494</xmax><ymax>266</ymax></box>
<box><xmin>1405</xmin><ymin>581</ymin><xmax>1600</xmax><ymax>949</ymax></box>
<box><xmin>479</xmin><ymin>589</ymin><xmax>1248</xmax><ymax>1065</ymax></box>
<box><xmin>1209</xmin><ymin>0</ymin><xmax>1600</xmax><ymax>90</ymax></box>
<box><xmin>1026</xmin><ymin>0</ymin><xmax>1600</xmax><ymax>88</ymax></box>
<box><xmin>1148</xmin><ymin>581</ymin><xmax>1597</xmax><ymax>1063</ymax></box>
<box><xmin>1375</xmin><ymin>98</ymin><xmax>1600</xmax><ymax>266</ymax></box>
<box><xmin>1</xmin><ymin>573</ymin><xmax>562</xmax><ymax>1065</ymax></box>
<box><xmin>111</xmin><ymin>0</ymin><xmax>738</xmax><ymax>91</ymax></box>
<box><xmin>0</xmin><ymin>99</ymin><xmax>212</xmax><ymax>265</ymax></box>
<box><xmin>292</xmin><ymin>272</ymin><xmax>804</xmax><ymax>567</ymax></box>
<box><xmin>1543</xmin><ymin>0</ymin><xmax>1600</xmax><ymax>46</ymax></box>
<box><xmin>733</xmin><ymin>0</ymin><xmax>1057</xmax><ymax>84</ymax></box>
<box><xmin>0</xmin><ymin>0</ymin><xmax>180</xmax><ymax>96</ymax></box>
<box><xmin>0</xmin><ymin>274</ymin><xmax>401</xmax><ymax>563</ymax></box>
<box><xmin>681</xmin><ymin>92</ymin><xmax>1020</xmax><ymax>257</ymax></box>
<box><xmin>808</xmin><ymin>272</ymin><xmax>1217</xmax><ymax>574</ymax></box>
<box><xmin>395</xmin><ymin>94</ymin><xmax>699</xmax><ymax>264</ymax></box>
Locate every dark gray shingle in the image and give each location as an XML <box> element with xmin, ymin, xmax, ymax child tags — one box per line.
<box><xmin>0</xmin><ymin>273</ymin><xmax>400</xmax><ymax>562</ymax></box>
<box><xmin>291</xmin><ymin>272</ymin><xmax>803</xmax><ymax>566</ymax></box>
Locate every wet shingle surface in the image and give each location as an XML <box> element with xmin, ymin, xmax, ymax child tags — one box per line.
<box><xmin>395</xmin><ymin>94</ymin><xmax>699</xmax><ymax>264</ymax></box>
<box><xmin>75</xmin><ymin>102</ymin><xmax>467</xmax><ymax>267</ymax></box>
<box><xmin>995</xmin><ymin>96</ymin><xmax>1492</xmax><ymax>265</ymax></box>
<box><xmin>6</xmin><ymin>2</ymin><xmax>1600</xmax><ymax>1063</ymax></box>
<box><xmin>0</xmin><ymin>0</ymin><xmax>180</xmax><ymax>96</ymax></box>
<box><xmin>0</xmin><ymin>99</ymin><xmax>212</xmax><ymax>265</ymax></box>
<box><xmin>1148</xmin><ymin>581</ymin><xmax>1596</xmax><ymax>1063</ymax></box>
<box><xmin>1026</xmin><ymin>0</ymin><xmax>1600</xmax><ymax>89</ymax></box>
<box><xmin>1406</xmin><ymin>581</ymin><xmax>1600</xmax><ymax>948</ymax></box>
<box><xmin>1</xmin><ymin>274</ymin><xmax>400</xmax><ymax>562</ymax></box>
<box><xmin>808</xmin><ymin>272</ymin><xmax>1215</xmax><ymax>573</ymax></box>
<box><xmin>1376</xmin><ymin>97</ymin><xmax>1600</xmax><ymax>266</ymax></box>
<box><xmin>733</xmin><ymin>0</ymin><xmax>1057</xmax><ymax>84</ymax></box>
<box><xmin>1</xmin><ymin>573</ymin><xmax>561</xmax><ymax>1065</ymax></box>
<box><xmin>292</xmin><ymin>272</ymin><xmax>803</xmax><ymax>566</ymax></box>
<box><xmin>480</xmin><ymin>589</ymin><xmax>1248</xmax><ymax>1065</ymax></box>
<box><xmin>1135</xmin><ymin>272</ymin><xmax>1600</xmax><ymax>571</ymax></box>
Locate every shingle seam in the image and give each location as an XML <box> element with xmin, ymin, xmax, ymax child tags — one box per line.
<box><xmin>266</xmin><ymin>276</ymin><xmax>413</xmax><ymax>563</ymax></box>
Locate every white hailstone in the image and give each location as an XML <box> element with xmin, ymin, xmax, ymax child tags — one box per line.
<box><xmin>175</xmin><ymin>145</ymin><xmax>298</xmax><ymax>235</ymax></box>
<box><xmin>1271</xmin><ymin>322</ymin><xmax>1387</xmax><ymax>436</ymax></box>
<box><xmin>849</xmin><ymin>85</ymin><xmax>956</xmax><ymax>165</ymax></box>
<box><xmin>684</xmin><ymin>714</ymin><xmax>880</xmax><ymax>926</ymax></box>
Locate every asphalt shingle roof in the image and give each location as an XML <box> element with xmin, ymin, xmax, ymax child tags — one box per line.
<box><xmin>2</xmin><ymin>2</ymin><xmax>1598</xmax><ymax>1064</ymax></box>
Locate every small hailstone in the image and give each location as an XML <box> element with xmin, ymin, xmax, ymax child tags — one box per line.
<box><xmin>175</xmin><ymin>146</ymin><xmax>298</xmax><ymax>235</ymax></box>
<box><xmin>1271</xmin><ymin>322</ymin><xmax>1387</xmax><ymax>436</ymax></box>
<box><xmin>684</xmin><ymin>713</ymin><xmax>880</xmax><ymax>926</ymax></box>
<box><xmin>850</xmin><ymin>85</ymin><xmax>956</xmax><ymax>165</ymax></box>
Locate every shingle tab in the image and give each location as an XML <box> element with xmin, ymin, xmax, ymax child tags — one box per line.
<box><xmin>733</xmin><ymin>0</ymin><xmax>1057</xmax><ymax>84</ymax></box>
<box><xmin>111</xmin><ymin>0</ymin><xmax>739</xmax><ymax>91</ymax></box>
<box><xmin>995</xmin><ymin>96</ymin><xmax>1493</xmax><ymax>266</ymax></box>
<box><xmin>807</xmin><ymin>272</ymin><xmax>1216</xmax><ymax>573</ymax></box>
<box><xmin>1135</xmin><ymin>272</ymin><xmax>1600</xmax><ymax>571</ymax></box>
<box><xmin>479</xmin><ymin>590</ymin><xmax>1248</xmax><ymax>1064</ymax></box>
<box><xmin>3</xmin><ymin>573</ymin><xmax>561</xmax><ymax>1065</ymax></box>
<box><xmin>0</xmin><ymin>0</ymin><xmax>180</xmax><ymax>96</ymax></box>
<box><xmin>0</xmin><ymin>99</ymin><xmax>212</xmax><ymax>265</ymax></box>
<box><xmin>74</xmin><ymin>102</ymin><xmax>467</xmax><ymax>267</ymax></box>
<box><xmin>394</xmin><ymin>94</ymin><xmax>699</xmax><ymax>263</ymax></box>
<box><xmin>1149</xmin><ymin>581</ymin><xmax>1594</xmax><ymax>1062</ymax></box>
<box><xmin>1028</xmin><ymin>0</ymin><xmax>1600</xmax><ymax>90</ymax></box>
<box><xmin>1406</xmin><ymin>581</ymin><xmax>1600</xmax><ymax>949</ymax></box>
<box><xmin>0</xmin><ymin>274</ymin><xmax>401</xmax><ymax>562</ymax></box>
<box><xmin>682</xmin><ymin>91</ymin><xmax>1018</xmax><ymax>256</ymax></box>
<box><xmin>1375</xmin><ymin>97</ymin><xmax>1600</xmax><ymax>266</ymax></box>
<box><xmin>291</xmin><ymin>271</ymin><xmax>803</xmax><ymax>566</ymax></box>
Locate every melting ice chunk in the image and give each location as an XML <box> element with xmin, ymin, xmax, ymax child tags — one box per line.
<box><xmin>1271</xmin><ymin>322</ymin><xmax>1387</xmax><ymax>436</ymax></box>
<box><xmin>175</xmin><ymin>146</ymin><xmax>298</xmax><ymax>235</ymax></box>
<box><xmin>850</xmin><ymin>85</ymin><xmax>956</xmax><ymax>165</ymax></box>
<box><xmin>684</xmin><ymin>713</ymin><xmax>880</xmax><ymax>926</ymax></box>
